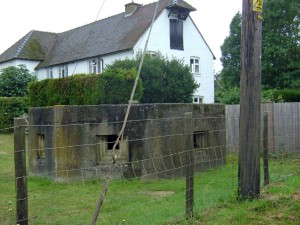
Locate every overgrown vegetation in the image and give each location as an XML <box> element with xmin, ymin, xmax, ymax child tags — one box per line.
<box><xmin>0</xmin><ymin>134</ymin><xmax>299</xmax><ymax>224</ymax></box>
<box><xmin>215</xmin><ymin>88</ymin><xmax>291</xmax><ymax>104</ymax></box>
<box><xmin>216</xmin><ymin>0</ymin><xmax>300</xmax><ymax>104</ymax></box>
<box><xmin>108</xmin><ymin>53</ymin><xmax>198</xmax><ymax>103</ymax></box>
<box><xmin>0</xmin><ymin>65</ymin><xmax>37</xmax><ymax>97</ymax></box>
<box><xmin>29</xmin><ymin>69</ymin><xmax>143</xmax><ymax>107</ymax></box>
<box><xmin>0</xmin><ymin>97</ymin><xmax>29</xmax><ymax>132</ymax></box>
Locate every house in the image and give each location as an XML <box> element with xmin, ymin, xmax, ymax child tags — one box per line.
<box><xmin>0</xmin><ymin>0</ymin><xmax>216</xmax><ymax>103</ymax></box>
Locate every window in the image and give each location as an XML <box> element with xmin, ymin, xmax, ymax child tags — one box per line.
<box><xmin>146</xmin><ymin>51</ymin><xmax>158</xmax><ymax>57</ymax></box>
<box><xmin>89</xmin><ymin>58</ymin><xmax>103</xmax><ymax>74</ymax></box>
<box><xmin>107</xmin><ymin>135</ymin><xmax>119</xmax><ymax>150</ymax></box>
<box><xmin>170</xmin><ymin>19</ymin><xmax>183</xmax><ymax>50</ymax></box>
<box><xmin>47</xmin><ymin>67</ymin><xmax>53</xmax><ymax>79</ymax></box>
<box><xmin>59</xmin><ymin>65</ymin><xmax>68</xmax><ymax>78</ymax></box>
<box><xmin>37</xmin><ymin>134</ymin><xmax>45</xmax><ymax>159</ymax></box>
<box><xmin>193</xmin><ymin>131</ymin><xmax>209</xmax><ymax>162</ymax></box>
<box><xmin>193</xmin><ymin>131</ymin><xmax>208</xmax><ymax>150</ymax></box>
<box><xmin>95</xmin><ymin>135</ymin><xmax>127</xmax><ymax>164</ymax></box>
<box><xmin>190</xmin><ymin>57</ymin><xmax>200</xmax><ymax>74</ymax></box>
<box><xmin>193</xmin><ymin>96</ymin><xmax>203</xmax><ymax>104</ymax></box>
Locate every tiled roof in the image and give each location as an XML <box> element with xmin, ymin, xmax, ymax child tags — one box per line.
<box><xmin>0</xmin><ymin>30</ymin><xmax>57</xmax><ymax>63</ymax></box>
<box><xmin>0</xmin><ymin>0</ymin><xmax>201</xmax><ymax>68</ymax></box>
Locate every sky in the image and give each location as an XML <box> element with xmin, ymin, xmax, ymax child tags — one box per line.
<box><xmin>0</xmin><ymin>0</ymin><xmax>242</xmax><ymax>72</ymax></box>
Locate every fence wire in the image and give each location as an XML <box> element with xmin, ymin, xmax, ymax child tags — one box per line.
<box><xmin>0</xmin><ymin>105</ymin><xmax>299</xmax><ymax>225</ymax></box>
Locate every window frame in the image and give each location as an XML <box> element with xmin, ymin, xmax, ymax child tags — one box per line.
<box><xmin>193</xmin><ymin>96</ymin><xmax>203</xmax><ymax>104</ymax></box>
<box><xmin>89</xmin><ymin>58</ymin><xmax>103</xmax><ymax>74</ymax></box>
<box><xmin>190</xmin><ymin>57</ymin><xmax>200</xmax><ymax>74</ymax></box>
<box><xmin>59</xmin><ymin>64</ymin><xmax>68</xmax><ymax>78</ymax></box>
<box><xmin>47</xmin><ymin>67</ymin><xmax>53</xmax><ymax>79</ymax></box>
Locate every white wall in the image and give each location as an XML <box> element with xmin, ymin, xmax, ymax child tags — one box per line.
<box><xmin>0</xmin><ymin>59</ymin><xmax>40</xmax><ymax>74</ymax></box>
<box><xmin>36</xmin><ymin>51</ymin><xmax>134</xmax><ymax>80</ymax></box>
<box><xmin>133</xmin><ymin>10</ymin><xmax>215</xmax><ymax>103</ymax></box>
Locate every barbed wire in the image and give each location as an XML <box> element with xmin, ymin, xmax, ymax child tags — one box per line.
<box><xmin>1</xmin><ymin>111</ymin><xmax>299</xmax><ymax>224</ymax></box>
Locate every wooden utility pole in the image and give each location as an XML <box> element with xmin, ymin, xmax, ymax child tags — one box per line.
<box><xmin>238</xmin><ymin>0</ymin><xmax>263</xmax><ymax>199</ymax></box>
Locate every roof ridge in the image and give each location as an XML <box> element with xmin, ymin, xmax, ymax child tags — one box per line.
<box><xmin>14</xmin><ymin>30</ymin><xmax>34</xmax><ymax>58</ymax></box>
<box><xmin>57</xmin><ymin>0</ymin><xmax>167</xmax><ymax>35</ymax></box>
<box><xmin>30</xmin><ymin>30</ymin><xmax>58</xmax><ymax>35</ymax></box>
<box><xmin>60</xmin><ymin>11</ymin><xmax>126</xmax><ymax>35</ymax></box>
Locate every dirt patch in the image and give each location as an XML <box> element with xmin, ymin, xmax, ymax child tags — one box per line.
<box><xmin>0</xmin><ymin>151</ymin><xmax>10</xmax><ymax>156</ymax></box>
<box><xmin>292</xmin><ymin>192</ymin><xmax>300</xmax><ymax>201</ymax></box>
<box><xmin>260</xmin><ymin>194</ymin><xmax>280</xmax><ymax>201</ymax></box>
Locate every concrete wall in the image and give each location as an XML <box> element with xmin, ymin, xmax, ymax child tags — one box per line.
<box><xmin>28</xmin><ymin>104</ymin><xmax>226</xmax><ymax>181</ymax></box>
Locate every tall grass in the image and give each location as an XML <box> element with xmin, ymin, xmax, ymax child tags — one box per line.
<box><xmin>0</xmin><ymin>134</ymin><xmax>299</xmax><ymax>225</ymax></box>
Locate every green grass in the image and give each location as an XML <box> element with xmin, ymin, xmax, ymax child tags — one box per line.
<box><xmin>0</xmin><ymin>134</ymin><xmax>299</xmax><ymax>225</ymax></box>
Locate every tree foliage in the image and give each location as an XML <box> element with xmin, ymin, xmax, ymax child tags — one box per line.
<box><xmin>108</xmin><ymin>53</ymin><xmax>198</xmax><ymax>103</ymax></box>
<box><xmin>219</xmin><ymin>12</ymin><xmax>242</xmax><ymax>89</ymax></box>
<box><xmin>0</xmin><ymin>65</ymin><xmax>37</xmax><ymax>97</ymax></box>
<box><xmin>0</xmin><ymin>97</ymin><xmax>29</xmax><ymax>132</ymax></box>
<box><xmin>218</xmin><ymin>0</ymin><xmax>300</xmax><ymax>93</ymax></box>
<box><xmin>262</xmin><ymin>0</ymin><xmax>300</xmax><ymax>89</ymax></box>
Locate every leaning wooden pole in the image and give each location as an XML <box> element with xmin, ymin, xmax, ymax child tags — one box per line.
<box><xmin>238</xmin><ymin>0</ymin><xmax>263</xmax><ymax>199</ymax></box>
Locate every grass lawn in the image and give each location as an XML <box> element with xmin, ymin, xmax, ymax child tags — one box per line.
<box><xmin>0</xmin><ymin>133</ymin><xmax>299</xmax><ymax>224</ymax></box>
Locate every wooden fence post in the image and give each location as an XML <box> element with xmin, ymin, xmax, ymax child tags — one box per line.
<box><xmin>14</xmin><ymin>117</ymin><xmax>28</xmax><ymax>225</ymax></box>
<box><xmin>184</xmin><ymin>112</ymin><xmax>194</xmax><ymax>219</ymax></box>
<box><xmin>263</xmin><ymin>113</ymin><xmax>269</xmax><ymax>186</ymax></box>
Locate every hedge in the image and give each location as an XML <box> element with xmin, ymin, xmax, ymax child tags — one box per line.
<box><xmin>29</xmin><ymin>69</ymin><xmax>143</xmax><ymax>107</ymax></box>
<box><xmin>274</xmin><ymin>89</ymin><xmax>300</xmax><ymax>102</ymax></box>
<box><xmin>0</xmin><ymin>97</ymin><xmax>29</xmax><ymax>132</ymax></box>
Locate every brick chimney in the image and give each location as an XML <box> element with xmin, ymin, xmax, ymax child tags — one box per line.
<box><xmin>125</xmin><ymin>1</ymin><xmax>141</xmax><ymax>16</ymax></box>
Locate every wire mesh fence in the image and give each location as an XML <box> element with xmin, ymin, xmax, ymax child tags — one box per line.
<box><xmin>0</xmin><ymin>103</ymin><xmax>299</xmax><ymax>225</ymax></box>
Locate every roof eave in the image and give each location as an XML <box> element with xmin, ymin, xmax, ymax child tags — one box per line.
<box><xmin>36</xmin><ymin>48</ymin><xmax>134</xmax><ymax>69</ymax></box>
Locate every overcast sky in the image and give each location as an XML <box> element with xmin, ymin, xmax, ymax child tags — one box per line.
<box><xmin>0</xmin><ymin>0</ymin><xmax>241</xmax><ymax>72</ymax></box>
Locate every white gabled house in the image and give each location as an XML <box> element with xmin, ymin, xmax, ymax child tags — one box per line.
<box><xmin>0</xmin><ymin>0</ymin><xmax>215</xmax><ymax>103</ymax></box>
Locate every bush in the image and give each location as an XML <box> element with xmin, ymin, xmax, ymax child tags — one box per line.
<box><xmin>98</xmin><ymin>68</ymin><xmax>143</xmax><ymax>104</ymax></box>
<box><xmin>215</xmin><ymin>87</ymin><xmax>240</xmax><ymax>104</ymax></box>
<box><xmin>108</xmin><ymin>53</ymin><xmax>198</xmax><ymax>103</ymax></box>
<box><xmin>274</xmin><ymin>89</ymin><xmax>300</xmax><ymax>102</ymax></box>
<box><xmin>0</xmin><ymin>65</ymin><xmax>37</xmax><ymax>97</ymax></box>
<box><xmin>29</xmin><ymin>74</ymin><xmax>98</xmax><ymax>107</ymax></box>
<box><xmin>0</xmin><ymin>97</ymin><xmax>29</xmax><ymax>132</ymax></box>
<box><xmin>29</xmin><ymin>70</ymin><xmax>143</xmax><ymax>107</ymax></box>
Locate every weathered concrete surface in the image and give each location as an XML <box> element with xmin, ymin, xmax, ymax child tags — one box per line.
<box><xmin>28</xmin><ymin>104</ymin><xmax>226</xmax><ymax>181</ymax></box>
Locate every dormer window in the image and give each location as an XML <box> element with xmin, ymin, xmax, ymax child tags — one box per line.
<box><xmin>170</xmin><ymin>19</ymin><xmax>183</xmax><ymax>50</ymax></box>
<box><xmin>167</xmin><ymin>2</ymin><xmax>196</xmax><ymax>21</ymax></box>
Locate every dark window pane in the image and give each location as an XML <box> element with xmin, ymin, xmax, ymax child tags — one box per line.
<box><xmin>170</xmin><ymin>19</ymin><xmax>183</xmax><ymax>50</ymax></box>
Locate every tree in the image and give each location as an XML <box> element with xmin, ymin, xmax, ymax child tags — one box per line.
<box><xmin>218</xmin><ymin>0</ymin><xmax>300</xmax><ymax>91</ymax></box>
<box><xmin>0</xmin><ymin>65</ymin><xmax>37</xmax><ymax>97</ymax></box>
<box><xmin>262</xmin><ymin>0</ymin><xmax>300</xmax><ymax>89</ymax></box>
<box><xmin>219</xmin><ymin>12</ymin><xmax>242</xmax><ymax>89</ymax></box>
<box><xmin>108</xmin><ymin>53</ymin><xmax>199</xmax><ymax>103</ymax></box>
